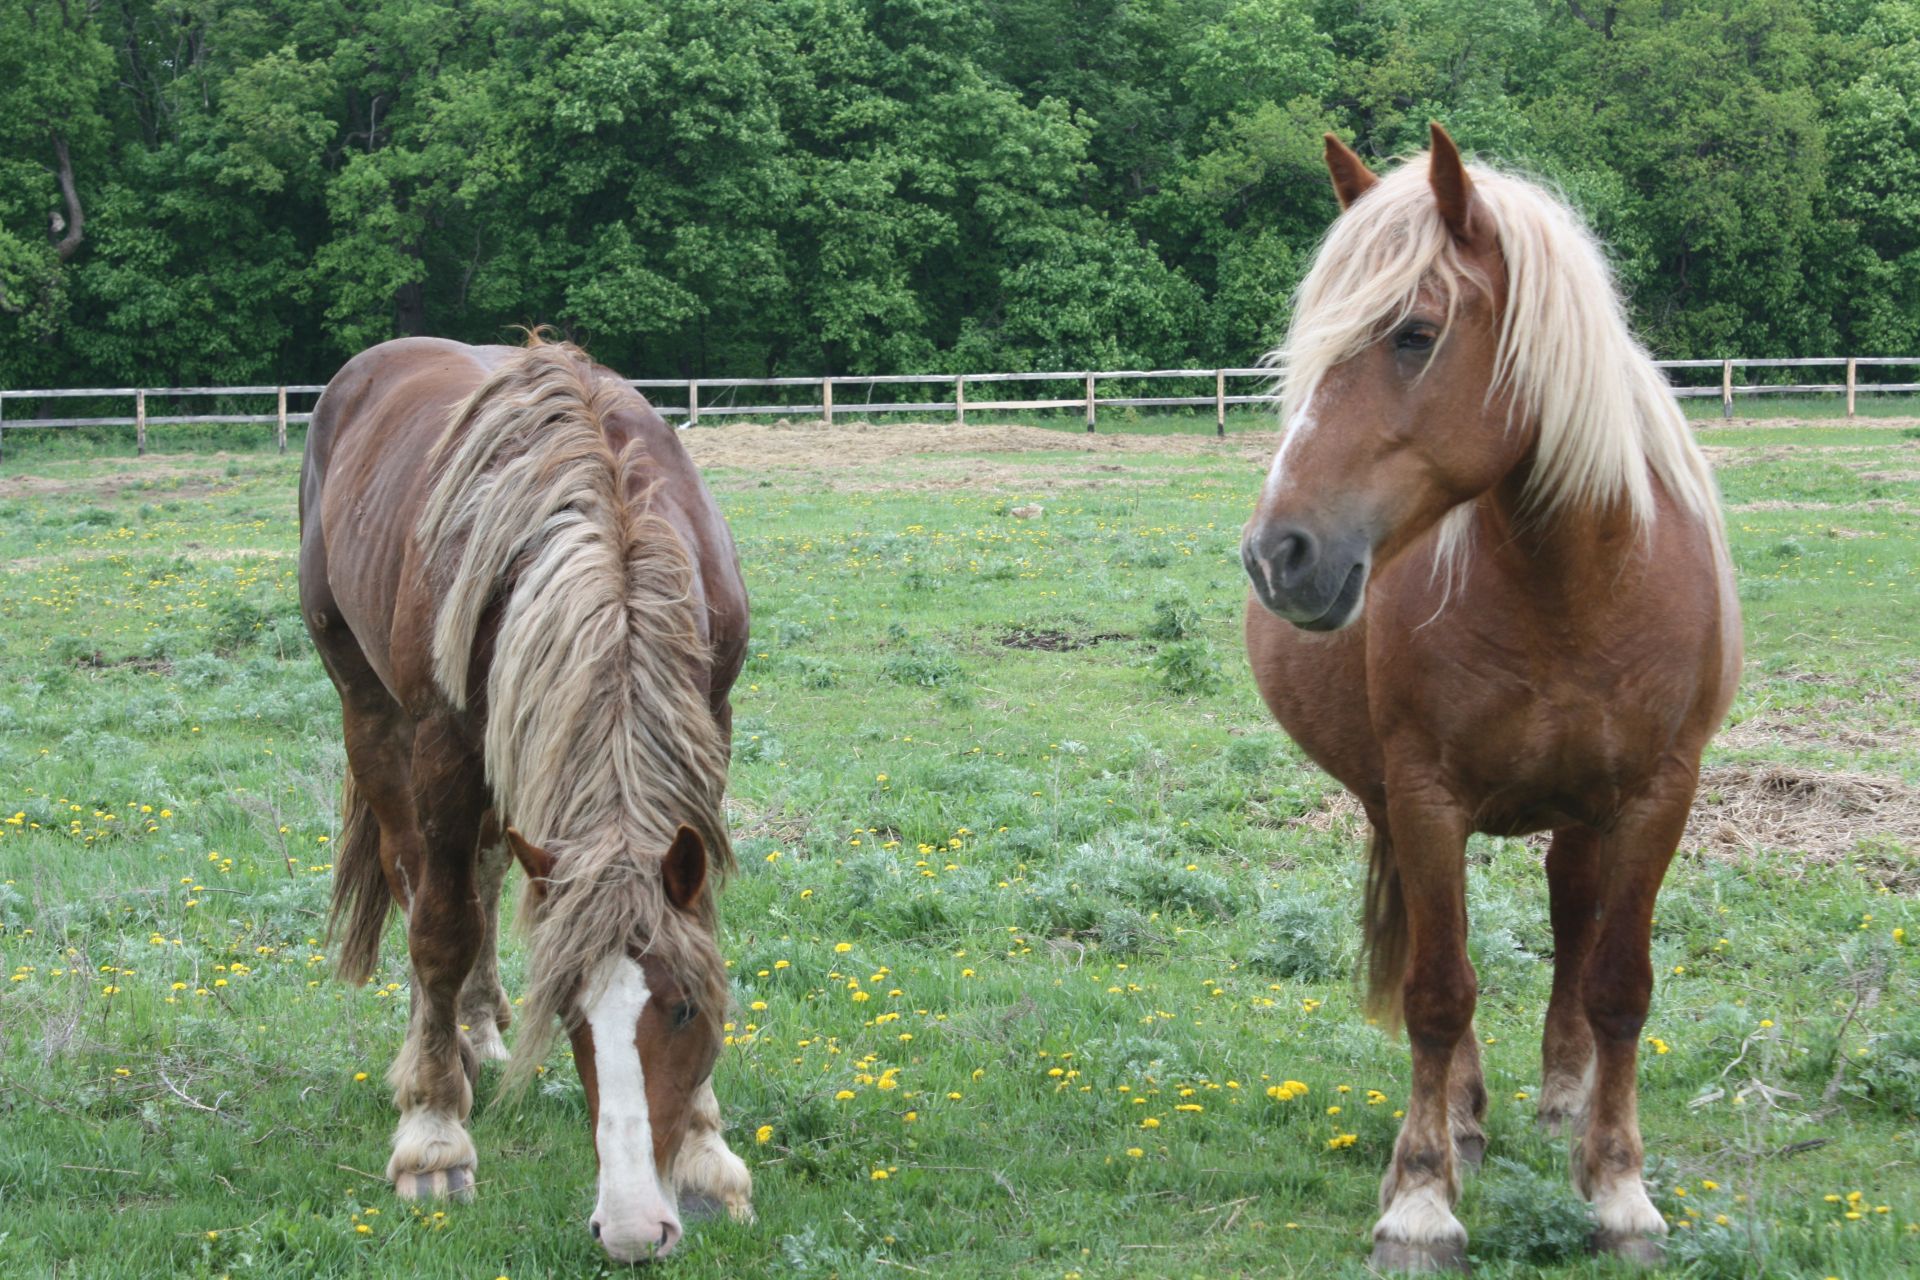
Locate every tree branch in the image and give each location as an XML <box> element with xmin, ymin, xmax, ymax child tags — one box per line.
<box><xmin>51</xmin><ymin>133</ymin><xmax>85</xmax><ymax>262</ymax></box>
<box><xmin>1565</xmin><ymin>0</ymin><xmax>1614</xmax><ymax>38</ymax></box>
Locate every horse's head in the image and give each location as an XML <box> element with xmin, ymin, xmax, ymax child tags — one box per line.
<box><xmin>508</xmin><ymin>825</ymin><xmax>721</xmax><ymax>1264</ymax></box>
<box><xmin>1244</xmin><ymin>123</ymin><xmax>1527</xmax><ymax>630</ymax></box>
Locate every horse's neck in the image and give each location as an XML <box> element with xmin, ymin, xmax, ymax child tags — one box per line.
<box><xmin>1479</xmin><ymin>460</ymin><xmax>1648</xmax><ymax>614</ymax></box>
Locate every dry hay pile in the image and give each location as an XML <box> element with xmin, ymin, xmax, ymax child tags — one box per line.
<box><xmin>1283</xmin><ymin>767</ymin><xmax>1919</xmax><ymax>891</ymax></box>
<box><xmin>1685</xmin><ymin>765</ymin><xmax>1920</xmax><ymax>881</ymax></box>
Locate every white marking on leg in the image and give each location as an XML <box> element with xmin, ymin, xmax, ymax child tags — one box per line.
<box><xmin>468</xmin><ymin>1019</ymin><xmax>509</xmax><ymax>1062</ymax></box>
<box><xmin>1374</xmin><ymin>1181</ymin><xmax>1468</xmax><ymax>1248</ymax></box>
<box><xmin>388</xmin><ymin>1107</ymin><xmax>478</xmax><ymax>1190</ymax></box>
<box><xmin>584</xmin><ymin>954</ymin><xmax>682</xmax><ymax>1262</ymax></box>
<box><xmin>1592</xmin><ymin>1172</ymin><xmax>1666</xmax><ymax>1241</ymax></box>
<box><xmin>672</xmin><ymin>1078</ymin><xmax>754</xmax><ymax>1222</ymax></box>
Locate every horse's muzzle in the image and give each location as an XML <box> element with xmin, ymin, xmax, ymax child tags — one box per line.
<box><xmin>1242</xmin><ymin>521</ymin><xmax>1371</xmax><ymax>631</ymax></box>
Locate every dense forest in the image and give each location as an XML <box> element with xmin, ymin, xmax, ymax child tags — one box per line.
<box><xmin>2</xmin><ymin>0</ymin><xmax>1917</xmax><ymax>389</ymax></box>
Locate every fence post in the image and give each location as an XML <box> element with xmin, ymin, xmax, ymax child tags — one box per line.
<box><xmin>687</xmin><ymin>379</ymin><xmax>699</xmax><ymax>427</ymax></box>
<box><xmin>955</xmin><ymin>375</ymin><xmax>966</xmax><ymax>426</ymax></box>
<box><xmin>136</xmin><ymin>389</ymin><xmax>147</xmax><ymax>456</ymax></box>
<box><xmin>1085</xmin><ymin>373</ymin><xmax>1096</xmax><ymax>432</ymax></box>
<box><xmin>1215</xmin><ymin>370</ymin><xmax>1226</xmax><ymax>437</ymax></box>
<box><xmin>1846</xmin><ymin>358</ymin><xmax>1857</xmax><ymax>418</ymax></box>
<box><xmin>822</xmin><ymin>378</ymin><xmax>834</xmax><ymax>426</ymax></box>
<box><xmin>1720</xmin><ymin>360</ymin><xmax>1733</xmax><ymax>420</ymax></box>
<box><xmin>276</xmin><ymin>387</ymin><xmax>288</xmax><ymax>453</ymax></box>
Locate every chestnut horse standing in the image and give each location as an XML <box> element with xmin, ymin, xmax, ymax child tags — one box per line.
<box><xmin>1242</xmin><ymin>127</ymin><xmax>1739</xmax><ymax>1271</ymax></box>
<box><xmin>300</xmin><ymin>334</ymin><xmax>753</xmax><ymax>1263</ymax></box>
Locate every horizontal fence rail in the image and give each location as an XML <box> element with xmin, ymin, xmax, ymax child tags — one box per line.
<box><xmin>3</xmin><ymin>358</ymin><xmax>1918</xmax><ymax>463</ymax></box>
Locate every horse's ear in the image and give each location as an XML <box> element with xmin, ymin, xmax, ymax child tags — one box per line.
<box><xmin>1427</xmin><ymin>122</ymin><xmax>1477</xmax><ymax>242</ymax></box>
<box><xmin>1324</xmin><ymin>133</ymin><xmax>1379</xmax><ymax>209</ymax></box>
<box><xmin>506</xmin><ymin>827</ymin><xmax>555</xmax><ymax>902</ymax></box>
<box><xmin>662</xmin><ymin>825</ymin><xmax>707</xmax><ymax>913</ymax></box>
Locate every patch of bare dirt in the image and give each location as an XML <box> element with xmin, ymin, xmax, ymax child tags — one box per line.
<box><xmin>682</xmin><ymin>419</ymin><xmax>1266</xmax><ymax>473</ymax></box>
<box><xmin>1717</xmin><ymin>709</ymin><xmax>1919</xmax><ymax>755</ymax></box>
<box><xmin>0</xmin><ymin>456</ymin><xmax>249</xmax><ymax>503</ymax></box>
<box><xmin>70</xmin><ymin>652</ymin><xmax>173</xmax><ymax>676</ymax></box>
<box><xmin>996</xmin><ymin>626</ymin><xmax>1131</xmax><ymax>652</ymax></box>
<box><xmin>5</xmin><ymin>545</ymin><xmax>286</xmax><ymax>572</ymax></box>
<box><xmin>1684</xmin><ymin>765</ymin><xmax>1920</xmax><ymax>884</ymax></box>
<box><xmin>1726</xmin><ymin>499</ymin><xmax>1920</xmax><ymax>513</ymax></box>
<box><xmin>1695</xmin><ymin>416</ymin><xmax>1920</xmax><ymax>433</ymax></box>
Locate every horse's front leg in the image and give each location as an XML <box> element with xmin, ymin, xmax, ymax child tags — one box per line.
<box><xmin>387</xmin><ymin>725</ymin><xmax>488</xmax><ymax>1201</ymax></box>
<box><xmin>670</xmin><ymin>1077</ymin><xmax>755</xmax><ymax>1223</ymax></box>
<box><xmin>456</xmin><ymin>814</ymin><xmax>513</xmax><ymax>1064</ymax></box>
<box><xmin>1573</xmin><ymin>772</ymin><xmax>1694</xmax><ymax>1264</ymax></box>
<box><xmin>1372</xmin><ymin>788</ymin><xmax>1474</xmax><ymax>1274</ymax></box>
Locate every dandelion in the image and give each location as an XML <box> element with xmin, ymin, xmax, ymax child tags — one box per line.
<box><xmin>1327</xmin><ymin>1133</ymin><xmax>1358</xmax><ymax>1150</ymax></box>
<box><xmin>755</xmin><ymin>1125</ymin><xmax>773</xmax><ymax>1144</ymax></box>
<box><xmin>354</xmin><ymin>1072</ymin><xmax>369</xmax><ymax>1082</ymax></box>
<box><xmin>834</xmin><ymin>942</ymin><xmax>852</xmax><ymax>953</ymax></box>
<box><xmin>1140</xmin><ymin>1116</ymin><xmax>1161</xmax><ymax>1129</ymax></box>
<box><xmin>1126</xmin><ymin>1147</ymin><xmax>1144</xmax><ymax>1158</ymax></box>
<box><xmin>870</xmin><ymin>1168</ymin><xmax>890</xmax><ymax>1181</ymax></box>
<box><xmin>835</xmin><ymin>1090</ymin><xmax>856</xmax><ymax>1101</ymax></box>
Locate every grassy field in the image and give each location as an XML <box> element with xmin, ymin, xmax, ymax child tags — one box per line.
<box><xmin>1</xmin><ymin>415</ymin><xmax>1917</xmax><ymax>1279</ymax></box>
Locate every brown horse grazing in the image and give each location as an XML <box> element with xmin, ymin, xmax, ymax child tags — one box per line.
<box><xmin>299</xmin><ymin>333</ymin><xmax>753</xmax><ymax>1263</ymax></box>
<box><xmin>1242</xmin><ymin>126</ymin><xmax>1740</xmax><ymax>1272</ymax></box>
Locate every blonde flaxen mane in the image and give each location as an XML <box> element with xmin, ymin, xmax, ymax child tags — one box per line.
<box><xmin>416</xmin><ymin>335</ymin><xmax>733</xmax><ymax>1085</ymax></box>
<box><xmin>1274</xmin><ymin>149</ymin><xmax>1724</xmax><ymax>573</ymax></box>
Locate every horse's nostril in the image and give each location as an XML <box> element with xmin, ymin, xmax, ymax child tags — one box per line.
<box><xmin>590</xmin><ymin>1219</ymin><xmax>602</xmax><ymax>1241</ymax></box>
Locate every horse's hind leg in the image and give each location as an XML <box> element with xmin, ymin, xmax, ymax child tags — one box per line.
<box><xmin>1571</xmin><ymin>772</ymin><xmax>1694</xmax><ymax>1265</ymax></box>
<box><xmin>457</xmin><ymin>812</ymin><xmax>512</xmax><ymax>1064</ymax></box>
<box><xmin>386</xmin><ymin>720</ymin><xmax>488</xmax><ymax>1202</ymax></box>
<box><xmin>1540</xmin><ymin>827</ymin><xmax>1603</xmax><ymax>1135</ymax></box>
<box><xmin>670</xmin><ymin>1078</ymin><xmax>754</xmax><ymax>1224</ymax></box>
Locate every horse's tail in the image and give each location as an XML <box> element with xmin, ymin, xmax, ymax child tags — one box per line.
<box><xmin>1360</xmin><ymin>823</ymin><xmax>1407</xmax><ymax>1029</ymax></box>
<box><xmin>329</xmin><ymin>769</ymin><xmax>390</xmax><ymax>985</ymax></box>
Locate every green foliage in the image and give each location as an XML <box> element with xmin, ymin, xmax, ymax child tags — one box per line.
<box><xmin>1468</xmin><ymin>1158</ymin><xmax>1595</xmax><ymax>1266</ymax></box>
<box><xmin>1</xmin><ymin>0</ymin><xmax>1912</xmax><ymax>390</ymax></box>
<box><xmin>1150</xmin><ymin>638</ymin><xmax>1225</xmax><ymax>696</ymax></box>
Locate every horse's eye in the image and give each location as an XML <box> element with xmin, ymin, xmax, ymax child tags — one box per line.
<box><xmin>672</xmin><ymin>1002</ymin><xmax>699</xmax><ymax>1030</ymax></box>
<box><xmin>1395</xmin><ymin>324</ymin><xmax>1438</xmax><ymax>353</ymax></box>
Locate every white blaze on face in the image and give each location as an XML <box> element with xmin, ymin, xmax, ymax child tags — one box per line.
<box><xmin>584</xmin><ymin>954</ymin><xmax>682</xmax><ymax>1262</ymax></box>
<box><xmin>1263</xmin><ymin>385</ymin><xmax>1320</xmax><ymax>502</ymax></box>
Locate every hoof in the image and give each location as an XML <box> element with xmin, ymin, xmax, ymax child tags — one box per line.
<box><xmin>468</xmin><ymin>1020</ymin><xmax>511</xmax><ymax>1063</ymax></box>
<box><xmin>680</xmin><ymin>1191</ymin><xmax>755</xmax><ymax>1224</ymax></box>
<box><xmin>1592</xmin><ymin>1231</ymin><xmax>1664</xmax><ymax>1266</ymax></box>
<box><xmin>1453</xmin><ymin>1133</ymin><xmax>1486</xmax><ymax>1170</ymax></box>
<box><xmin>393</xmin><ymin>1165</ymin><xmax>476</xmax><ymax>1202</ymax></box>
<box><xmin>1370</xmin><ymin>1239</ymin><xmax>1469</xmax><ymax>1273</ymax></box>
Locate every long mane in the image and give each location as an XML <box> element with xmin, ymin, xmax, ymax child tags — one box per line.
<box><xmin>416</xmin><ymin>335</ymin><xmax>733</xmax><ymax>1083</ymax></box>
<box><xmin>1274</xmin><ymin>149</ymin><xmax>1724</xmax><ymax>568</ymax></box>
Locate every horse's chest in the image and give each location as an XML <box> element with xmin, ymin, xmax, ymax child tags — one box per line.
<box><xmin>1388</xmin><ymin>650</ymin><xmax>1683</xmax><ymax>833</ymax></box>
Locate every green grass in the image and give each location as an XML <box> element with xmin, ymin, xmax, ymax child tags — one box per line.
<box><xmin>1</xmin><ymin>427</ymin><xmax>1917</xmax><ymax>1278</ymax></box>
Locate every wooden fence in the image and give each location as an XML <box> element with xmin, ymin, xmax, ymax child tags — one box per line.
<box><xmin>3</xmin><ymin>357</ymin><xmax>1918</xmax><ymax>464</ymax></box>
